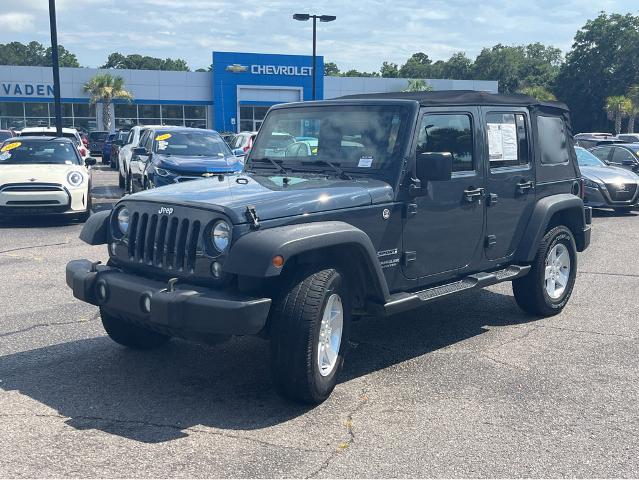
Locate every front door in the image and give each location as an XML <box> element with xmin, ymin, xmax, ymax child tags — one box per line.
<box><xmin>482</xmin><ymin>108</ymin><xmax>536</xmax><ymax>261</ymax></box>
<box><xmin>402</xmin><ymin>108</ymin><xmax>485</xmax><ymax>280</ymax></box>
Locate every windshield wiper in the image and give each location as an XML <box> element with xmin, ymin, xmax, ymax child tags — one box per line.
<box><xmin>303</xmin><ymin>159</ymin><xmax>352</xmax><ymax>180</ymax></box>
<box><xmin>250</xmin><ymin>157</ymin><xmax>289</xmax><ymax>174</ymax></box>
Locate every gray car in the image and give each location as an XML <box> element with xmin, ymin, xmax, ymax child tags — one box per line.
<box><xmin>576</xmin><ymin>146</ymin><xmax>639</xmax><ymax>211</ymax></box>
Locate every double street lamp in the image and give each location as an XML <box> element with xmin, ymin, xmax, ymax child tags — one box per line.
<box><xmin>293</xmin><ymin>13</ymin><xmax>336</xmax><ymax>101</ymax></box>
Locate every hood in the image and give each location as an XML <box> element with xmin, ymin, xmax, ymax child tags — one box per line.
<box><xmin>580</xmin><ymin>165</ymin><xmax>639</xmax><ymax>185</ymax></box>
<box><xmin>129</xmin><ymin>173</ymin><xmax>394</xmax><ymax>223</ymax></box>
<box><xmin>0</xmin><ymin>163</ymin><xmax>87</xmax><ymax>185</ymax></box>
<box><xmin>156</xmin><ymin>154</ymin><xmax>242</xmax><ymax>174</ymax></box>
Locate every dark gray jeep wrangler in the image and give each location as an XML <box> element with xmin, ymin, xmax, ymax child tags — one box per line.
<box><xmin>67</xmin><ymin>91</ymin><xmax>591</xmax><ymax>403</ymax></box>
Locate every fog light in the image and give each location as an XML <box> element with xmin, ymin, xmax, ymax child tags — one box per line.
<box><xmin>96</xmin><ymin>280</ymin><xmax>107</xmax><ymax>302</ymax></box>
<box><xmin>211</xmin><ymin>261</ymin><xmax>223</xmax><ymax>278</ymax></box>
<box><xmin>140</xmin><ymin>294</ymin><xmax>151</xmax><ymax>313</ymax></box>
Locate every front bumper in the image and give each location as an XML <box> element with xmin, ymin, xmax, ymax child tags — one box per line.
<box><xmin>0</xmin><ymin>183</ymin><xmax>89</xmax><ymax>215</ymax></box>
<box><xmin>66</xmin><ymin>259</ymin><xmax>271</xmax><ymax>336</ymax></box>
<box><xmin>584</xmin><ymin>185</ymin><xmax>638</xmax><ymax>208</ymax></box>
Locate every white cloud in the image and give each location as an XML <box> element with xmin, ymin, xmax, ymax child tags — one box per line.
<box><xmin>0</xmin><ymin>12</ymin><xmax>35</xmax><ymax>32</ymax></box>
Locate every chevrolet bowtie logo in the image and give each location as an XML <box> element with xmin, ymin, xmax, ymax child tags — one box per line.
<box><xmin>225</xmin><ymin>64</ymin><xmax>248</xmax><ymax>73</ymax></box>
<box><xmin>28</xmin><ymin>178</ymin><xmax>36</xmax><ymax>182</ymax></box>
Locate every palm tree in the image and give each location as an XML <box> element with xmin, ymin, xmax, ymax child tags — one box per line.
<box><xmin>626</xmin><ymin>85</ymin><xmax>639</xmax><ymax>134</ymax></box>
<box><xmin>518</xmin><ymin>85</ymin><xmax>557</xmax><ymax>102</ymax></box>
<box><xmin>403</xmin><ymin>79</ymin><xmax>433</xmax><ymax>92</ymax></box>
<box><xmin>604</xmin><ymin>95</ymin><xmax>632</xmax><ymax>135</ymax></box>
<box><xmin>83</xmin><ymin>73</ymin><xmax>133</xmax><ymax>131</ymax></box>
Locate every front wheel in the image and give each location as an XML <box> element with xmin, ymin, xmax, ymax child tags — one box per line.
<box><xmin>100</xmin><ymin>308</ymin><xmax>170</xmax><ymax>349</ymax></box>
<box><xmin>269</xmin><ymin>268</ymin><xmax>350</xmax><ymax>404</ymax></box>
<box><xmin>513</xmin><ymin>225</ymin><xmax>577</xmax><ymax>316</ymax></box>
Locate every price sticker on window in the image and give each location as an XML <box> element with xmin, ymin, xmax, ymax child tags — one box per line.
<box><xmin>1</xmin><ymin>141</ymin><xmax>21</xmax><ymax>152</ymax></box>
<box><xmin>155</xmin><ymin>133</ymin><xmax>172</xmax><ymax>141</ymax></box>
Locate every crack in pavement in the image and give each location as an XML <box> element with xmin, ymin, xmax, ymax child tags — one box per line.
<box><xmin>0</xmin><ymin>242</ymin><xmax>70</xmax><ymax>255</ymax></box>
<box><xmin>306</xmin><ymin>390</ymin><xmax>369</xmax><ymax>479</ymax></box>
<box><xmin>580</xmin><ymin>271</ymin><xmax>639</xmax><ymax>279</ymax></box>
<box><xmin>0</xmin><ymin>412</ymin><xmax>320</xmax><ymax>453</ymax></box>
<box><xmin>536</xmin><ymin>324</ymin><xmax>635</xmax><ymax>340</ymax></box>
<box><xmin>0</xmin><ymin>317</ymin><xmax>97</xmax><ymax>339</ymax></box>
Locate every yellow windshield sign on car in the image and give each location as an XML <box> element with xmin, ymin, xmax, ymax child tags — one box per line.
<box><xmin>155</xmin><ymin>133</ymin><xmax>171</xmax><ymax>141</ymax></box>
<box><xmin>1</xmin><ymin>141</ymin><xmax>21</xmax><ymax>152</ymax></box>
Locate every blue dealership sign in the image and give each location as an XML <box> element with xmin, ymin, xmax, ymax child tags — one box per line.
<box><xmin>212</xmin><ymin>51</ymin><xmax>323</xmax><ymax>132</ymax></box>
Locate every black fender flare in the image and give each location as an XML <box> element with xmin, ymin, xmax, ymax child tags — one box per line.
<box><xmin>224</xmin><ymin>221</ymin><xmax>390</xmax><ymax>303</ymax></box>
<box><xmin>79</xmin><ymin>209</ymin><xmax>111</xmax><ymax>245</ymax></box>
<box><xmin>516</xmin><ymin>194</ymin><xmax>588</xmax><ymax>262</ymax></box>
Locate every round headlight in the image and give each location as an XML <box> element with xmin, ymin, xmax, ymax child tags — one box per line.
<box><xmin>212</xmin><ymin>220</ymin><xmax>231</xmax><ymax>252</ymax></box>
<box><xmin>67</xmin><ymin>171</ymin><xmax>84</xmax><ymax>187</ymax></box>
<box><xmin>116</xmin><ymin>207</ymin><xmax>130</xmax><ymax>235</ymax></box>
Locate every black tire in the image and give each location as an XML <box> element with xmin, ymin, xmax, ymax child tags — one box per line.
<box><xmin>513</xmin><ymin>225</ymin><xmax>577</xmax><ymax>316</ymax></box>
<box><xmin>125</xmin><ymin>171</ymin><xmax>133</xmax><ymax>195</ymax></box>
<box><xmin>269</xmin><ymin>268</ymin><xmax>350</xmax><ymax>404</ymax></box>
<box><xmin>118</xmin><ymin>170</ymin><xmax>125</xmax><ymax>189</ymax></box>
<box><xmin>100</xmin><ymin>308</ymin><xmax>170</xmax><ymax>350</ymax></box>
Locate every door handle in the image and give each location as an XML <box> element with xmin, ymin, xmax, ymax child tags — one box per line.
<box><xmin>517</xmin><ymin>180</ymin><xmax>534</xmax><ymax>194</ymax></box>
<box><xmin>464</xmin><ymin>187</ymin><xmax>485</xmax><ymax>202</ymax></box>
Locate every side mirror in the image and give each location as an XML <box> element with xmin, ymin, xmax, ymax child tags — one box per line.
<box><xmin>85</xmin><ymin>157</ymin><xmax>97</xmax><ymax>166</ymax></box>
<box><xmin>232</xmin><ymin>148</ymin><xmax>246</xmax><ymax>157</ymax></box>
<box><xmin>132</xmin><ymin>146</ymin><xmax>148</xmax><ymax>156</ymax></box>
<box><xmin>416</xmin><ymin>152</ymin><xmax>453</xmax><ymax>183</ymax></box>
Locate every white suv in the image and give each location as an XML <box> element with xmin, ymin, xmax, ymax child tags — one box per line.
<box><xmin>118</xmin><ymin>125</ymin><xmax>163</xmax><ymax>190</ymax></box>
<box><xmin>19</xmin><ymin>127</ymin><xmax>89</xmax><ymax>160</ymax></box>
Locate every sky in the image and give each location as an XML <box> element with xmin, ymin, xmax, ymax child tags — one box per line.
<box><xmin>0</xmin><ymin>0</ymin><xmax>636</xmax><ymax>72</ymax></box>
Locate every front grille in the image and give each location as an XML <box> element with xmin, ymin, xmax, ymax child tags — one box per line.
<box><xmin>127</xmin><ymin>211</ymin><xmax>201</xmax><ymax>272</ymax></box>
<box><xmin>1</xmin><ymin>183</ymin><xmax>65</xmax><ymax>193</ymax></box>
<box><xmin>7</xmin><ymin>200</ymin><xmax>61</xmax><ymax>205</ymax></box>
<box><xmin>607</xmin><ymin>183</ymin><xmax>638</xmax><ymax>202</ymax></box>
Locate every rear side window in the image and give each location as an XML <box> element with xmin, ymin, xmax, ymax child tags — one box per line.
<box><xmin>486</xmin><ymin>112</ymin><xmax>529</xmax><ymax>168</ymax></box>
<box><xmin>417</xmin><ymin>113</ymin><xmax>474</xmax><ymax>172</ymax></box>
<box><xmin>537</xmin><ymin>116</ymin><xmax>569</xmax><ymax>165</ymax></box>
<box><xmin>591</xmin><ymin>146</ymin><xmax>612</xmax><ymax>162</ymax></box>
<box><xmin>611</xmin><ymin>147</ymin><xmax>637</xmax><ymax>165</ymax></box>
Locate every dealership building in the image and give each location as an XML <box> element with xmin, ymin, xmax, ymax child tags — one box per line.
<box><xmin>0</xmin><ymin>51</ymin><xmax>497</xmax><ymax>133</ymax></box>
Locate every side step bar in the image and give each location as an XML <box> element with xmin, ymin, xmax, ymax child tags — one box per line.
<box><xmin>382</xmin><ymin>265</ymin><xmax>531</xmax><ymax>316</ymax></box>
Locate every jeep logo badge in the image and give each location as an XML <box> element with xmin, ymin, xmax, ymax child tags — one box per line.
<box><xmin>158</xmin><ymin>207</ymin><xmax>174</xmax><ymax>215</ymax></box>
<box><xmin>382</xmin><ymin>208</ymin><xmax>391</xmax><ymax>220</ymax></box>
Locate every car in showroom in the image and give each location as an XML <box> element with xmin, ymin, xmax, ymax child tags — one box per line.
<box><xmin>19</xmin><ymin>126</ymin><xmax>89</xmax><ymax>160</ymax></box>
<box><xmin>88</xmin><ymin>130</ymin><xmax>109</xmax><ymax>159</ymax></box>
<box><xmin>126</xmin><ymin>127</ymin><xmax>244</xmax><ymax>193</ymax></box>
<box><xmin>576</xmin><ymin>146</ymin><xmax>639</xmax><ymax>211</ymax></box>
<box><xmin>0</xmin><ymin>136</ymin><xmax>96</xmax><ymax>220</ymax></box>
<box><xmin>589</xmin><ymin>143</ymin><xmax>639</xmax><ymax>175</ymax></box>
<box><xmin>66</xmin><ymin>91</ymin><xmax>591</xmax><ymax>403</ymax></box>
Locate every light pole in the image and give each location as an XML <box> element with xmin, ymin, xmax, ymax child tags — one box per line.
<box><xmin>48</xmin><ymin>0</ymin><xmax>63</xmax><ymax>136</ymax></box>
<box><xmin>293</xmin><ymin>13</ymin><xmax>336</xmax><ymax>101</ymax></box>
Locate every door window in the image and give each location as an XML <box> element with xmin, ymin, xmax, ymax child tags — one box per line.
<box><xmin>611</xmin><ymin>147</ymin><xmax>636</xmax><ymax>165</ymax></box>
<box><xmin>485</xmin><ymin>113</ymin><xmax>529</xmax><ymax>168</ymax></box>
<box><xmin>591</xmin><ymin>146</ymin><xmax>612</xmax><ymax>162</ymax></box>
<box><xmin>417</xmin><ymin>114</ymin><xmax>474</xmax><ymax>172</ymax></box>
<box><xmin>537</xmin><ymin>116</ymin><xmax>569</xmax><ymax>164</ymax></box>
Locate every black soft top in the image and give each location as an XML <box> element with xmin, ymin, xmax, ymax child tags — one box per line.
<box><xmin>339</xmin><ymin>90</ymin><xmax>569</xmax><ymax>112</ymax></box>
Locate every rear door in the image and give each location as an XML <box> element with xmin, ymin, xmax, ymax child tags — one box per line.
<box><xmin>482</xmin><ymin>108</ymin><xmax>536</xmax><ymax>260</ymax></box>
<box><xmin>402</xmin><ymin>107</ymin><xmax>485</xmax><ymax>280</ymax></box>
<box><xmin>610</xmin><ymin>146</ymin><xmax>639</xmax><ymax>172</ymax></box>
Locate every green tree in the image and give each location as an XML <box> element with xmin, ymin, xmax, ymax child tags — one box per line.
<box><xmin>518</xmin><ymin>85</ymin><xmax>557</xmax><ymax>101</ymax></box>
<box><xmin>100</xmin><ymin>52</ymin><xmax>190</xmax><ymax>71</ymax></box>
<box><xmin>399</xmin><ymin>52</ymin><xmax>432</xmax><ymax>78</ymax></box>
<box><xmin>83</xmin><ymin>74</ymin><xmax>133</xmax><ymax>131</ymax></box>
<box><xmin>556</xmin><ymin>13</ymin><xmax>639</xmax><ymax>132</ymax></box>
<box><xmin>626</xmin><ymin>85</ymin><xmax>639</xmax><ymax>133</ymax></box>
<box><xmin>403</xmin><ymin>79</ymin><xmax>433</xmax><ymax>92</ymax></box>
<box><xmin>380</xmin><ymin>61</ymin><xmax>399</xmax><ymax>78</ymax></box>
<box><xmin>440</xmin><ymin>52</ymin><xmax>473</xmax><ymax>79</ymax></box>
<box><xmin>0</xmin><ymin>41</ymin><xmax>79</xmax><ymax>67</ymax></box>
<box><xmin>605</xmin><ymin>95</ymin><xmax>632</xmax><ymax>134</ymax></box>
<box><xmin>342</xmin><ymin>69</ymin><xmax>379</xmax><ymax>77</ymax></box>
<box><xmin>324</xmin><ymin>62</ymin><xmax>340</xmax><ymax>76</ymax></box>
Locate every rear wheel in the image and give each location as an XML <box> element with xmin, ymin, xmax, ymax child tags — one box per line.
<box><xmin>269</xmin><ymin>268</ymin><xmax>350</xmax><ymax>404</ymax></box>
<box><xmin>100</xmin><ymin>308</ymin><xmax>170</xmax><ymax>350</ymax></box>
<box><xmin>513</xmin><ymin>225</ymin><xmax>577</xmax><ymax>316</ymax></box>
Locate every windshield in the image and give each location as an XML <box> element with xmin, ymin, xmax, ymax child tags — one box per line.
<box><xmin>248</xmin><ymin>105</ymin><xmax>412</xmax><ymax>171</ymax></box>
<box><xmin>89</xmin><ymin>131</ymin><xmax>108</xmax><ymax>141</ymax></box>
<box><xmin>0</xmin><ymin>140</ymin><xmax>80</xmax><ymax>165</ymax></box>
<box><xmin>575</xmin><ymin>147</ymin><xmax>605</xmax><ymax>167</ymax></box>
<box><xmin>153</xmin><ymin>130</ymin><xmax>233</xmax><ymax>157</ymax></box>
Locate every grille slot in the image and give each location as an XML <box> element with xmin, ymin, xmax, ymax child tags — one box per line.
<box><xmin>125</xmin><ymin>210</ymin><xmax>201</xmax><ymax>273</ymax></box>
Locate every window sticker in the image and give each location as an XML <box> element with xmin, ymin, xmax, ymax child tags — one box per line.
<box><xmin>488</xmin><ymin>123</ymin><xmax>518</xmax><ymax>162</ymax></box>
<box><xmin>1</xmin><ymin>141</ymin><xmax>21</xmax><ymax>152</ymax></box>
<box><xmin>0</xmin><ymin>152</ymin><xmax>11</xmax><ymax>161</ymax></box>
<box><xmin>155</xmin><ymin>133</ymin><xmax>171</xmax><ymax>141</ymax></box>
<box><xmin>358</xmin><ymin>156</ymin><xmax>373</xmax><ymax>168</ymax></box>
<box><xmin>157</xmin><ymin>140</ymin><xmax>169</xmax><ymax>150</ymax></box>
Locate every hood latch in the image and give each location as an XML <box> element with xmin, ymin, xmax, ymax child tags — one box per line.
<box><xmin>245</xmin><ymin>205</ymin><xmax>260</xmax><ymax>230</ymax></box>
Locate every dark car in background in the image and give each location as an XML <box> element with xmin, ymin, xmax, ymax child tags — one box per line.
<box><xmin>109</xmin><ymin>130</ymin><xmax>129</xmax><ymax>170</ymax></box>
<box><xmin>589</xmin><ymin>143</ymin><xmax>639</xmax><ymax>174</ymax></box>
<box><xmin>617</xmin><ymin>134</ymin><xmax>639</xmax><ymax>143</ymax></box>
<box><xmin>127</xmin><ymin>127</ymin><xmax>244</xmax><ymax>193</ymax></box>
<box><xmin>574</xmin><ymin>132</ymin><xmax>623</xmax><ymax>149</ymax></box>
<box><xmin>102</xmin><ymin>133</ymin><xmax>116</xmax><ymax>165</ymax></box>
<box><xmin>0</xmin><ymin>130</ymin><xmax>15</xmax><ymax>142</ymax></box>
<box><xmin>88</xmin><ymin>130</ymin><xmax>109</xmax><ymax>159</ymax></box>
<box><xmin>576</xmin><ymin>147</ymin><xmax>639</xmax><ymax>211</ymax></box>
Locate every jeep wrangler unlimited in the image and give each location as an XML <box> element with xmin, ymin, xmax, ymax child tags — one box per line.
<box><xmin>66</xmin><ymin>91</ymin><xmax>591</xmax><ymax>403</ymax></box>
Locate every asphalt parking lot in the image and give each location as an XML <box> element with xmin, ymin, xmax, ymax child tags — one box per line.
<box><xmin>1</xmin><ymin>164</ymin><xmax>638</xmax><ymax>478</ymax></box>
